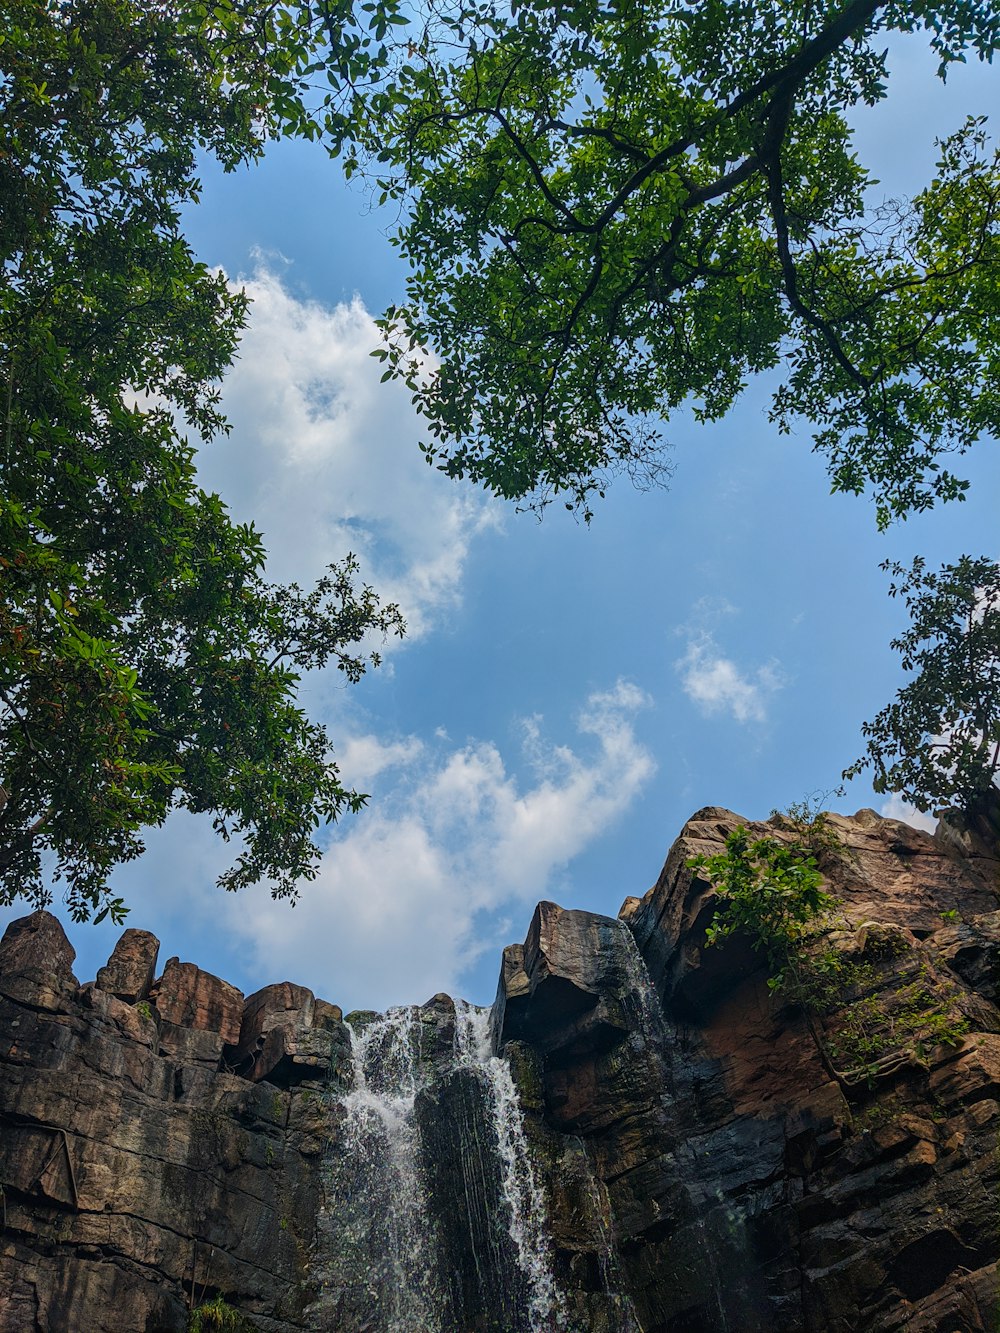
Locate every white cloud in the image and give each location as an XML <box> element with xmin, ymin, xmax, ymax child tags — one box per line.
<box><xmin>337</xmin><ymin>734</ymin><xmax>425</xmax><ymax>791</ymax></box>
<box><xmin>213</xmin><ymin>679</ymin><xmax>656</xmax><ymax>1009</ymax></box>
<box><xmin>879</xmin><ymin>794</ymin><xmax>937</xmax><ymax>834</ymax></box>
<box><xmin>10</xmin><ymin>683</ymin><xmax>654</xmax><ymax>1007</ymax></box>
<box><xmin>197</xmin><ymin>264</ymin><xmax>499</xmax><ymax>640</ymax></box>
<box><xmin>676</xmin><ymin>631</ymin><xmax>783</xmax><ymax>724</ymax></box>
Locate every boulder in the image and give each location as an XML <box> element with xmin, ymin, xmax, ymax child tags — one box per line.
<box><xmin>95</xmin><ymin>928</ymin><xmax>159</xmax><ymax>1003</ymax></box>
<box><xmin>495</xmin><ymin>902</ymin><xmax>633</xmax><ymax>1060</ymax></box>
<box><xmin>0</xmin><ymin>910</ymin><xmax>78</xmax><ymax>1010</ymax></box>
<box><xmin>151</xmin><ymin>957</ymin><xmax>243</xmax><ymax>1043</ymax></box>
<box><xmin>227</xmin><ymin>981</ymin><xmax>348</xmax><ymax>1087</ymax></box>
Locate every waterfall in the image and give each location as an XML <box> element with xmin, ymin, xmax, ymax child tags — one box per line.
<box><xmin>312</xmin><ymin>998</ymin><xmax>565</xmax><ymax>1333</ymax></box>
<box><xmin>454</xmin><ymin>1001</ymin><xmax>566</xmax><ymax>1331</ymax></box>
<box><xmin>335</xmin><ymin>1007</ymin><xmax>444</xmax><ymax>1331</ymax></box>
<box><xmin>618</xmin><ymin>921</ymin><xmax>672</xmax><ymax>1057</ymax></box>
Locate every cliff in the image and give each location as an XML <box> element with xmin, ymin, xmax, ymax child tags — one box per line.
<box><xmin>1</xmin><ymin>805</ymin><xmax>998</xmax><ymax>1331</ymax></box>
<box><xmin>506</xmin><ymin>805</ymin><xmax>1000</xmax><ymax>1331</ymax></box>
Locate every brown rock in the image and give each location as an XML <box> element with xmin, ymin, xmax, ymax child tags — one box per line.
<box><xmin>82</xmin><ymin>985</ymin><xmax>159</xmax><ymax>1051</ymax></box>
<box><xmin>628</xmin><ymin>804</ymin><xmax>1000</xmax><ymax>1017</ymax></box>
<box><xmin>2</xmin><ymin>804</ymin><xmax>1000</xmax><ymax>1333</ymax></box>
<box><xmin>157</xmin><ymin>1020</ymin><xmax>224</xmax><ymax>1066</ymax></box>
<box><xmin>227</xmin><ymin>980</ymin><xmax>347</xmax><ymax>1086</ymax></box>
<box><xmin>499</xmin><ymin>942</ymin><xmax>530</xmax><ymax>998</ymax></box>
<box><xmin>496</xmin><ymin>901</ymin><xmax>633</xmax><ymax>1060</ymax></box>
<box><xmin>0</xmin><ymin>910</ymin><xmax>78</xmax><ymax>1010</ymax></box>
<box><xmin>95</xmin><ymin>927</ymin><xmax>159</xmax><ymax>1003</ymax></box>
<box><xmin>151</xmin><ymin>957</ymin><xmax>243</xmax><ymax>1042</ymax></box>
<box><xmin>0</xmin><ymin>925</ymin><xmax>331</xmax><ymax>1333</ymax></box>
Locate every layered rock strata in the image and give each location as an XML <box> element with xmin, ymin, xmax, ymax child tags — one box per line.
<box><xmin>0</xmin><ymin>803</ymin><xmax>998</xmax><ymax>1331</ymax></box>
<box><xmin>500</xmin><ymin>806</ymin><xmax>1000</xmax><ymax>1331</ymax></box>
<box><xmin>0</xmin><ymin>914</ymin><xmax>347</xmax><ymax>1331</ymax></box>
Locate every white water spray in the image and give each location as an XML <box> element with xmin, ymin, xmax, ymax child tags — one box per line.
<box><xmin>454</xmin><ymin>1002</ymin><xmax>566</xmax><ymax>1332</ymax></box>
<box><xmin>341</xmin><ymin>1008</ymin><xmax>442</xmax><ymax>1333</ymax></box>
<box><xmin>327</xmin><ymin>1001</ymin><xmax>566</xmax><ymax>1333</ymax></box>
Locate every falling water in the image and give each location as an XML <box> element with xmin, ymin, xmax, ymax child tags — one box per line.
<box><xmin>339</xmin><ymin>1007</ymin><xmax>444</xmax><ymax>1332</ymax></box>
<box><xmin>313</xmin><ymin>999</ymin><xmax>565</xmax><ymax>1333</ymax></box>
<box><xmin>618</xmin><ymin>922</ymin><xmax>671</xmax><ymax>1057</ymax></box>
<box><xmin>454</xmin><ymin>1001</ymin><xmax>566</xmax><ymax>1332</ymax></box>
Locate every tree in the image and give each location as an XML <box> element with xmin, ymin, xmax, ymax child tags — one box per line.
<box><xmin>322</xmin><ymin>0</ymin><xmax>1000</xmax><ymax>524</ymax></box>
<box><xmin>844</xmin><ymin>555</ymin><xmax>1000</xmax><ymax>814</ymax></box>
<box><xmin>690</xmin><ymin>825</ymin><xmax>835</xmax><ymax>996</ymax></box>
<box><xmin>1</xmin><ymin>0</ymin><xmax>404</xmax><ymax>921</ymax></box>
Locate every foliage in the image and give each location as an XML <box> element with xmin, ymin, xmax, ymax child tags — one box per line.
<box><xmin>822</xmin><ymin>958</ymin><xmax>969</xmax><ymax>1081</ymax></box>
<box><xmin>768</xmin><ymin>789</ymin><xmax>846</xmax><ymax>860</ymax></box>
<box><xmin>690</xmin><ymin>826</ymin><xmax>969</xmax><ymax>1087</ymax></box>
<box><xmin>0</xmin><ymin>1</ymin><xmax>404</xmax><ymax>920</ymax></box>
<box><xmin>188</xmin><ymin>1296</ymin><xmax>256</xmax><ymax>1333</ymax></box>
<box><xmin>319</xmin><ymin>0</ymin><xmax>1000</xmax><ymax>523</ymax></box>
<box><xmin>689</xmin><ymin>826</ymin><xmax>837</xmax><ymax>995</ymax></box>
<box><xmin>845</xmin><ymin>555</ymin><xmax>1000</xmax><ymax>814</ymax></box>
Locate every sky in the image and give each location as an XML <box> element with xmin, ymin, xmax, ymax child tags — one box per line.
<box><xmin>4</xmin><ymin>33</ymin><xmax>998</xmax><ymax>1014</ymax></box>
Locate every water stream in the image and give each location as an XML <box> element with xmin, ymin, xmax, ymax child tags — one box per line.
<box><xmin>338</xmin><ymin>1007</ymin><xmax>442</xmax><ymax>1331</ymax></box>
<box><xmin>454</xmin><ymin>1001</ymin><xmax>566</xmax><ymax>1330</ymax></box>
<box><xmin>313</xmin><ymin>999</ymin><xmax>565</xmax><ymax>1332</ymax></box>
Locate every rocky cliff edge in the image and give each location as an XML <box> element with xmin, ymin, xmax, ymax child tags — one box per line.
<box><xmin>1</xmin><ymin>803</ymin><xmax>999</xmax><ymax>1331</ymax></box>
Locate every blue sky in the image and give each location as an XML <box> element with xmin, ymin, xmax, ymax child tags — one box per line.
<box><xmin>5</xmin><ymin>34</ymin><xmax>998</xmax><ymax>1014</ymax></box>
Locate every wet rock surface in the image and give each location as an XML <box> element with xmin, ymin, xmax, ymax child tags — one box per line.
<box><xmin>495</xmin><ymin>806</ymin><xmax>1000</xmax><ymax>1332</ymax></box>
<box><xmin>1</xmin><ymin>805</ymin><xmax>999</xmax><ymax>1331</ymax></box>
<box><xmin>0</xmin><ymin>915</ymin><xmax>343</xmax><ymax>1332</ymax></box>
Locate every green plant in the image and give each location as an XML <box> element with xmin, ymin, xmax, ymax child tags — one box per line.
<box><xmin>691</xmin><ymin>826</ymin><xmax>970</xmax><ymax>1089</ymax></box>
<box><xmin>135</xmin><ymin>1001</ymin><xmax>154</xmax><ymax>1023</ymax></box>
<box><xmin>769</xmin><ymin>789</ymin><xmax>847</xmax><ymax>861</ymax></box>
<box><xmin>0</xmin><ymin>0</ymin><xmax>405</xmax><ymax>920</ymax></box>
<box><xmin>852</xmin><ymin>1097</ymin><xmax>899</xmax><ymax>1133</ymax></box>
<box><xmin>857</xmin><ymin>923</ymin><xmax>912</xmax><ymax>962</ymax></box>
<box><xmin>845</xmin><ymin>555</ymin><xmax>1000</xmax><ymax>816</ymax></box>
<box><xmin>691</xmin><ymin>826</ymin><xmax>837</xmax><ymax>996</ymax></box>
<box><xmin>824</xmin><ymin>963</ymin><xmax>969</xmax><ymax>1084</ymax></box>
<box><xmin>335</xmin><ymin>3</ymin><xmax>1000</xmax><ymax>529</ymax></box>
<box><xmin>188</xmin><ymin>1295</ymin><xmax>256</xmax><ymax>1332</ymax></box>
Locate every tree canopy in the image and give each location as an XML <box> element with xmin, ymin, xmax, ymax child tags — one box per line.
<box><xmin>321</xmin><ymin>0</ymin><xmax>1000</xmax><ymax>524</ymax></box>
<box><xmin>0</xmin><ymin>0</ymin><xmax>404</xmax><ymax>921</ymax></box>
<box><xmin>845</xmin><ymin>556</ymin><xmax>1000</xmax><ymax>815</ymax></box>
<box><xmin>5</xmin><ymin>0</ymin><xmax>1000</xmax><ymax>918</ymax></box>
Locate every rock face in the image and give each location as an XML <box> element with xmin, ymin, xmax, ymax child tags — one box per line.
<box><xmin>95</xmin><ymin>928</ymin><xmax>159</xmax><ymax>1005</ymax></box>
<box><xmin>1</xmin><ymin>804</ymin><xmax>998</xmax><ymax>1332</ymax></box>
<box><xmin>0</xmin><ymin>914</ymin><xmax>347</xmax><ymax>1332</ymax></box>
<box><xmin>497</xmin><ymin>806</ymin><xmax>1000</xmax><ymax>1332</ymax></box>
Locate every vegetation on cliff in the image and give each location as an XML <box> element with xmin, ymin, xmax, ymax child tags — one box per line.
<box><xmin>692</xmin><ymin>816</ymin><xmax>973</xmax><ymax>1088</ymax></box>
